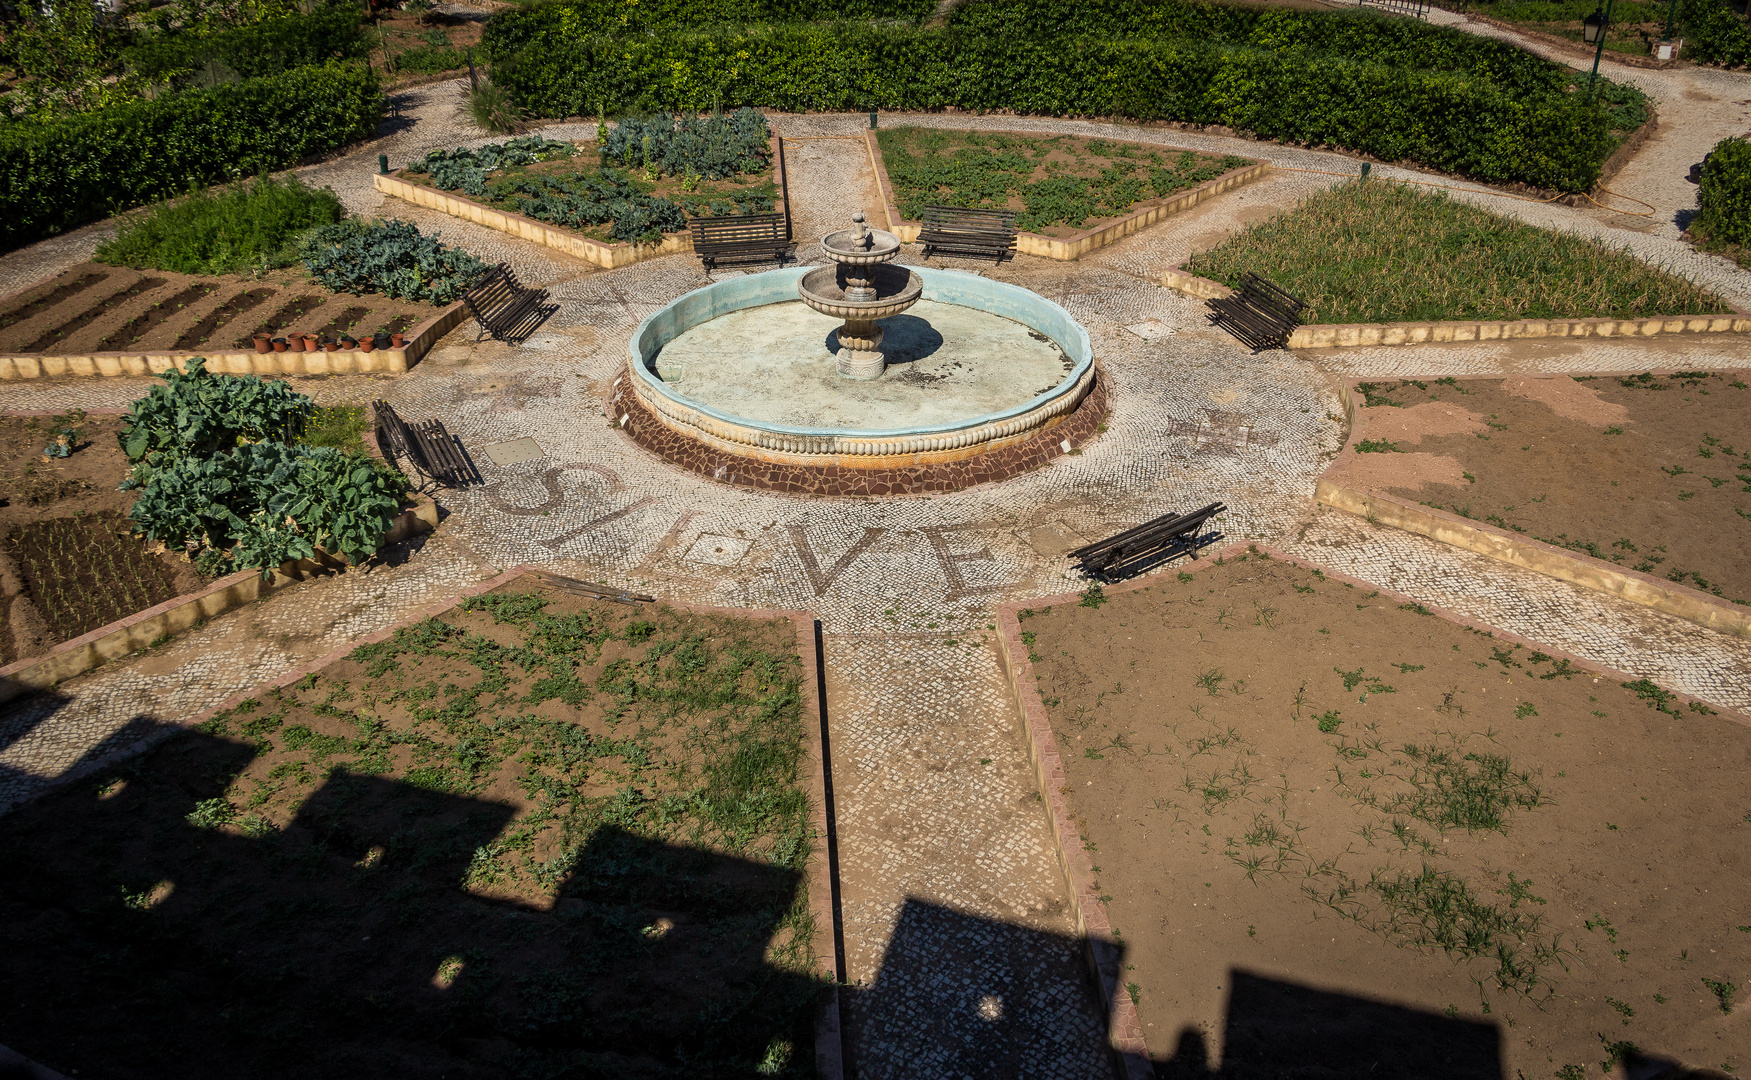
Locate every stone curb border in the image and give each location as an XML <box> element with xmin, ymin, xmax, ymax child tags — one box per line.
<box><xmin>867</xmin><ymin>131</ymin><xmax>1267</xmax><ymax>260</ymax></box>
<box><xmin>1158</xmin><ymin>267</ymin><xmax>1749</xmax><ymax>349</ymax></box>
<box><xmin>993</xmin><ymin>537</ymin><xmax>1748</xmax><ymax>1074</ymax></box>
<box><xmin>374</xmin><ymin>135</ymin><xmax>789</xmax><ymax>271</ymax></box>
<box><xmin>0</xmin><ymin>299</ymin><xmax>470</xmax><ymax>382</ymax></box>
<box><xmin>0</xmin><ymin>566</ymin><xmax>846</xmax><ymax>1078</ymax></box>
<box><xmin>611</xmin><ymin>364</ymin><xmax>1109</xmax><ymax>495</ymax></box>
<box><xmin>0</xmin><ymin>496</ymin><xmax>440</xmax><ymax>705</ymax></box>
<box><xmin>1317</xmin><ymin>374</ymin><xmax>1751</xmax><ymax>640</ymax></box>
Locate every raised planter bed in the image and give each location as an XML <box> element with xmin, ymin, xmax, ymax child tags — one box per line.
<box><xmin>0</xmin><ymin>407</ymin><xmax>439</xmax><ymax>704</ymax></box>
<box><xmin>998</xmin><ymin>546</ymin><xmax>1748</xmax><ymax>1080</ymax></box>
<box><xmin>1317</xmin><ymin>370</ymin><xmax>1751</xmax><ymax>638</ymax></box>
<box><xmin>0</xmin><ymin>568</ymin><xmax>839</xmax><ymax>1079</ymax></box>
<box><xmin>0</xmin><ymin>262</ymin><xmax>466</xmax><ymax>381</ymax></box>
<box><xmin>1160</xmin><ymin>266</ymin><xmax>1750</xmax><ymax>348</ymax></box>
<box><xmin>867</xmin><ymin>128</ymin><xmax>1266</xmax><ymax>261</ymax></box>
<box><xmin>376</xmin><ymin>135</ymin><xmax>790</xmax><ymax>270</ymax></box>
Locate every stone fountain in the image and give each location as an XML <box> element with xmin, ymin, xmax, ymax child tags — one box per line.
<box><xmin>797</xmin><ymin>211</ymin><xmax>924</xmax><ymax>380</ymax></box>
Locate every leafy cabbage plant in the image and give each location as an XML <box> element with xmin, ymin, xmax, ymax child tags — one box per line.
<box><xmin>404</xmin><ymin>134</ymin><xmax>578</xmax><ymax>196</ymax></box>
<box><xmin>119</xmin><ymin>356</ymin><xmax>311</xmax><ymax>466</ymax></box>
<box><xmin>302</xmin><ymin>219</ymin><xmax>489</xmax><ymax>305</ymax></box>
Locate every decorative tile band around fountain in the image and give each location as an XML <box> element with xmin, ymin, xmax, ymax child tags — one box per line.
<box><xmin>613</xmin><ymin>262</ymin><xmax>1103</xmax><ymax>494</ymax></box>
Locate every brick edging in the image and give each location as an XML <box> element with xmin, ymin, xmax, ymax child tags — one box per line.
<box><xmin>1322</xmin><ymin>375</ymin><xmax>1751</xmax><ymax>640</ymax></box>
<box><xmin>610</xmin><ymin>364</ymin><xmax>1109</xmax><ymax>496</ymax></box>
<box><xmin>1158</xmin><ymin>267</ymin><xmax>1747</xmax><ymax>347</ymax></box>
<box><xmin>0</xmin><ymin>567</ymin><xmax>847</xmax><ymax>1076</ymax></box>
<box><xmin>866</xmin><ymin>129</ymin><xmax>1265</xmax><ymax>261</ymax></box>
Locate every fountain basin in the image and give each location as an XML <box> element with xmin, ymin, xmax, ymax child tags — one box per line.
<box><xmin>620</xmin><ymin>266</ymin><xmax>1097</xmax><ymax>477</ymax></box>
<box><xmin>797</xmin><ymin>263</ymin><xmax>923</xmax><ymax>322</ymax></box>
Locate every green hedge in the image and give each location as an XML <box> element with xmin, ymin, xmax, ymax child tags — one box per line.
<box><xmin>493</xmin><ymin>25</ymin><xmax>1616</xmax><ymax>191</ymax></box>
<box><xmin>482</xmin><ymin>0</ymin><xmax>934</xmax><ymax>56</ymax></box>
<box><xmin>1679</xmin><ymin>0</ymin><xmax>1751</xmax><ymax>66</ymax></box>
<box><xmin>1697</xmin><ymin>137</ymin><xmax>1751</xmax><ymax>246</ymax></box>
<box><xmin>122</xmin><ymin>6</ymin><xmax>371</xmax><ymax>82</ymax></box>
<box><xmin>0</xmin><ymin>62</ymin><xmax>382</xmax><ymax>247</ymax></box>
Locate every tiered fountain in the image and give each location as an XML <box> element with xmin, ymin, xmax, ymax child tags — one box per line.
<box><xmin>796</xmin><ymin>211</ymin><xmax>923</xmax><ymax>380</ymax></box>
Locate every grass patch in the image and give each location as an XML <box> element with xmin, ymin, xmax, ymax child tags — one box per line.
<box><xmin>875</xmin><ymin>127</ymin><xmax>1252</xmax><ymax>235</ymax></box>
<box><xmin>1185</xmin><ymin>182</ymin><xmax>1725</xmax><ymax>323</ymax></box>
<box><xmin>95</xmin><ymin>173</ymin><xmax>345</xmax><ymax>278</ymax></box>
<box><xmin>298</xmin><ymin>404</ymin><xmax>369</xmax><ymax>456</ymax></box>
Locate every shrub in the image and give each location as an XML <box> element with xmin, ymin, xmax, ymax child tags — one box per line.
<box><xmin>0</xmin><ymin>61</ymin><xmax>382</xmax><ymax>247</ymax></box>
<box><xmin>1696</xmin><ymin>136</ymin><xmax>1751</xmax><ymax>246</ymax></box>
<box><xmin>119</xmin><ymin>357</ymin><xmax>312</xmax><ymax>467</ymax></box>
<box><xmin>395</xmin><ymin>45</ymin><xmax>466</xmax><ymax>74</ymax></box>
<box><xmin>95</xmin><ymin>173</ymin><xmax>346</xmax><ymax>276</ymax></box>
<box><xmin>480</xmin><ymin>0</ymin><xmax>936</xmax><ymax>57</ymax></box>
<box><xmin>404</xmin><ymin>134</ymin><xmax>578</xmax><ymax>195</ymax></box>
<box><xmin>1679</xmin><ymin>0</ymin><xmax>1751</xmax><ymax>66</ymax></box>
<box><xmin>460</xmin><ymin>79</ymin><xmax>527</xmax><ymax>135</ymax></box>
<box><xmin>599</xmin><ymin>108</ymin><xmax>770</xmax><ymax>179</ymax></box>
<box><xmin>122</xmin><ymin>6</ymin><xmax>372</xmax><ymax>84</ymax></box>
<box><xmin>301</xmin><ymin>219</ymin><xmax>489</xmax><ymax>304</ymax></box>
<box><xmin>491</xmin><ymin>24</ymin><xmax>1621</xmax><ymax>192</ymax></box>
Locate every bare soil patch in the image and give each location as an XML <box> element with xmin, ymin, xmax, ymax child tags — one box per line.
<box><xmin>1337</xmin><ymin>372</ymin><xmax>1751</xmax><ymax>604</ymax></box>
<box><xmin>0</xmin><ymin>582</ymin><xmax>823</xmax><ymax>1078</ymax></box>
<box><xmin>0</xmin><ymin>413</ymin><xmax>204</xmax><ymax>665</ymax></box>
<box><xmin>0</xmin><ymin>262</ymin><xmax>441</xmax><ymax>356</ymax></box>
<box><xmin>1022</xmin><ymin>553</ymin><xmax>1750</xmax><ymax>1079</ymax></box>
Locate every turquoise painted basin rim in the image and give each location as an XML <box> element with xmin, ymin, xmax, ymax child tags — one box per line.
<box><xmin>627</xmin><ymin>266</ymin><xmax>1094</xmax><ymax>440</ymax></box>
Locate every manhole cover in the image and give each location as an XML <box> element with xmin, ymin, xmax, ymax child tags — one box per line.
<box><xmin>683</xmin><ymin>534</ymin><xmax>752</xmax><ymax>566</ymax></box>
<box><xmin>483</xmin><ymin>437</ymin><xmax>546</xmax><ymax>466</ymax></box>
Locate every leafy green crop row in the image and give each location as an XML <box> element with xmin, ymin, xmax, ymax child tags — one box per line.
<box><xmin>405</xmin><ymin>135</ymin><xmax>580</xmax><ymax>196</ymax></box>
<box><xmin>491</xmin><ymin>23</ymin><xmax>1623</xmax><ymax>192</ymax></box>
<box><xmin>120</xmin><ymin>358</ymin><xmax>408</xmax><ymax>573</ymax></box>
<box><xmin>301</xmin><ymin>219</ymin><xmax>488</xmax><ymax>305</ymax></box>
<box><xmin>599</xmin><ymin>108</ymin><xmax>771</xmax><ymax>180</ymax></box>
<box><xmin>95</xmin><ymin>173</ymin><xmax>346</xmax><ymax>277</ymax></box>
<box><xmin>0</xmin><ymin>61</ymin><xmax>382</xmax><ymax>247</ymax></box>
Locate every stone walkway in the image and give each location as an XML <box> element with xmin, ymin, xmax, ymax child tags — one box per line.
<box><xmin>4</xmin><ymin>36</ymin><xmax>1751</xmax><ymax>1076</ymax></box>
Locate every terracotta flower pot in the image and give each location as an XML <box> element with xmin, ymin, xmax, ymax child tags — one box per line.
<box><xmin>253</xmin><ymin>333</ymin><xmax>271</xmax><ymax>354</ymax></box>
<box><xmin>390</xmin><ymin>333</ymin><xmax>406</xmax><ymax>349</ymax></box>
<box><xmin>302</xmin><ymin>334</ymin><xmax>321</xmax><ymax>352</ymax></box>
<box><xmin>359</xmin><ymin>337</ymin><xmax>376</xmax><ymax>353</ymax></box>
<box><xmin>324</xmin><ymin>340</ymin><xmax>341</xmax><ymax>353</ymax></box>
<box><xmin>339</xmin><ymin>336</ymin><xmax>358</xmax><ymax>351</ymax></box>
<box><xmin>271</xmin><ymin>338</ymin><xmax>288</xmax><ymax>353</ymax></box>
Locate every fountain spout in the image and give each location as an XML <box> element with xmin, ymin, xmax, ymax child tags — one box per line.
<box><xmin>797</xmin><ymin>210</ymin><xmax>923</xmax><ymax>380</ymax></box>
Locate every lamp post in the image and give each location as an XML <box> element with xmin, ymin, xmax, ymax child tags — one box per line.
<box><xmin>1584</xmin><ymin>0</ymin><xmax>1615</xmax><ymax>99</ymax></box>
<box><xmin>1658</xmin><ymin>0</ymin><xmax>1678</xmax><ymax>59</ymax></box>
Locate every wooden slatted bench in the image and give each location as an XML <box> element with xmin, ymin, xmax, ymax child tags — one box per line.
<box><xmin>373</xmin><ymin>400</ymin><xmax>476</xmax><ymax>488</ymax></box>
<box><xmin>689</xmin><ymin>213</ymin><xmax>791</xmax><ymax>270</ymax></box>
<box><xmin>464</xmin><ymin>262</ymin><xmax>550</xmax><ymax>343</ymax></box>
<box><xmin>1206</xmin><ymin>272</ymin><xmax>1305</xmax><ymax>353</ymax></box>
<box><xmin>1069</xmin><ymin>501</ymin><xmax>1226</xmax><ymax>582</ymax></box>
<box><xmin>917</xmin><ymin>205</ymin><xmax>1017</xmax><ymax>263</ymax></box>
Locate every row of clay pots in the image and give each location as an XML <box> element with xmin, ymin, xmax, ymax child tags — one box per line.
<box><xmin>252</xmin><ymin>332</ymin><xmax>406</xmax><ymax>354</ymax></box>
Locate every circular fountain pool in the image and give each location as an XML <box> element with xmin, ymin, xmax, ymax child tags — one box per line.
<box><xmin>613</xmin><ymin>265</ymin><xmax>1103</xmax><ymax>495</ymax></box>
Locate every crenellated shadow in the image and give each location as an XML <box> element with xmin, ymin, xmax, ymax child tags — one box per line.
<box><xmin>0</xmin><ymin>730</ymin><xmax>826</xmax><ymax>1079</ymax></box>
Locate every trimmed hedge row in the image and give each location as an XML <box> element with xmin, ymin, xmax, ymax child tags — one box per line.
<box><xmin>1697</xmin><ymin>137</ymin><xmax>1751</xmax><ymax>246</ymax></box>
<box><xmin>122</xmin><ymin>5</ymin><xmax>371</xmax><ymax>82</ymax></box>
<box><xmin>1680</xmin><ymin>0</ymin><xmax>1751</xmax><ymax>66</ymax></box>
<box><xmin>493</xmin><ymin>26</ymin><xmax>1616</xmax><ymax>191</ymax></box>
<box><xmin>481</xmin><ymin>0</ymin><xmax>934</xmax><ymax>57</ymax></box>
<box><xmin>0</xmin><ymin>62</ymin><xmax>382</xmax><ymax>247</ymax></box>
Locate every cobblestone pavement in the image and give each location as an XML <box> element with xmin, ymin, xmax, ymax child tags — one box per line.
<box><xmin>5</xmin><ymin>69</ymin><xmax>1751</xmax><ymax>1076</ymax></box>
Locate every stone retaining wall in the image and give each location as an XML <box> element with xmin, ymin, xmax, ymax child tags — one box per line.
<box><xmin>0</xmin><ymin>299</ymin><xmax>469</xmax><ymax>381</ymax></box>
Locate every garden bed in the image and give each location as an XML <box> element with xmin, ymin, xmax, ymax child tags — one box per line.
<box><xmin>873</xmin><ymin>127</ymin><xmax>1254</xmax><ymax>239</ymax></box>
<box><xmin>0</xmin><ymin>262</ymin><xmax>440</xmax><ymax>356</ymax></box>
<box><xmin>0</xmin><ymin>412</ymin><xmax>204</xmax><ymax>665</ymax></box>
<box><xmin>1332</xmin><ymin>372</ymin><xmax>1751</xmax><ymax>606</ymax></box>
<box><xmin>1184</xmin><ymin>182</ymin><xmax>1727</xmax><ymax>324</ymax></box>
<box><xmin>1013</xmin><ymin>552</ymin><xmax>1749</xmax><ymax>1078</ymax></box>
<box><xmin>0</xmin><ymin>578</ymin><xmax>829</xmax><ymax>1078</ymax></box>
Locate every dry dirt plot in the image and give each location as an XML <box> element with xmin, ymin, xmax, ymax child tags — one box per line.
<box><xmin>0</xmin><ymin>581</ymin><xmax>824</xmax><ymax>1078</ymax></box>
<box><xmin>1333</xmin><ymin>372</ymin><xmax>1751</xmax><ymax>606</ymax></box>
<box><xmin>0</xmin><ymin>262</ymin><xmax>436</xmax><ymax>355</ymax></box>
<box><xmin>1021</xmin><ymin>553</ymin><xmax>1748</xmax><ymax>1079</ymax></box>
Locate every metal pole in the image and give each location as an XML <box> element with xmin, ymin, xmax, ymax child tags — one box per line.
<box><xmin>1588</xmin><ymin>0</ymin><xmax>1616</xmax><ymax>99</ymax></box>
<box><xmin>1662</xmin><ymin>0</ymin><xmax>1677</xmax><ymax>43</ymax></box>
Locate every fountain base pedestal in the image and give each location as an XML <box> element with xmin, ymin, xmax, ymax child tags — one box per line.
<box><xmin>835</xmin><ymin>319</ymin><xmax>885</xmax><ymax>380</ymax></box>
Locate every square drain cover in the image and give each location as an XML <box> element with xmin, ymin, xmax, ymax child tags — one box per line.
<box><xmin>684</xmin><ymin>534</ymin><xmax>752</xmax><ymax>566</ymax></box>
<box><xmin>483</xmin><ymin>437</ymin><xmax>545</xmax><ymax>466</ymax></box>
